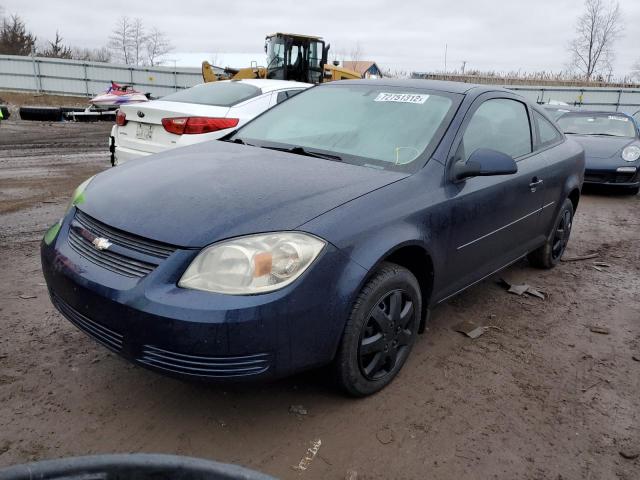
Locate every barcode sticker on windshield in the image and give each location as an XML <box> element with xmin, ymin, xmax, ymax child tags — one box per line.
<box><xmin>608</xmin><ymin>115</ymin><xmax>628</xmax><ymax>121</ymax></box>
<box><xmin>374</xmin><ymin>93</ymin><xmax>429</xmax><ymax>104</ymax></box>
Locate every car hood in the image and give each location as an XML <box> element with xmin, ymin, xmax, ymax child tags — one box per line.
<box><xmin>568</xmin><ymin>135</ymin><xmax>636</xmax><ymax>160</ymax></box>
<box><xmin>78</xmin><ymin>141</ymin><xmax>407</xmax><ymax>247</ymax></box>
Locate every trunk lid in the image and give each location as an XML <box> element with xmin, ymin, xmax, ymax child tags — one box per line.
<box><xmin>115</xmin><ymin>101</ymin><xmax>230</xmax><ymax>154</ymax></box>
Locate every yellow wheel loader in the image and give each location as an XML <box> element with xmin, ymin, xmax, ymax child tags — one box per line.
<box><xmin>202</xmin><ymin>33</ymin><xmax>361</xmax><ymax>84</ymax></box>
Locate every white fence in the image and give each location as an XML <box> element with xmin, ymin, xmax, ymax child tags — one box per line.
<box><xmin>3</xmin><ymin>55</ymin><xmax>640</xmax><ymax>115</ymax></box>
<box><xmin>0</xmin><ymin>54</ymin><xmax>213</xmax><ymax>98</ymax></box>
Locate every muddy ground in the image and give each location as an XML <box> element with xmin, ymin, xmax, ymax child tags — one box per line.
<box><xmin>0</xmin><ymin>120</ymin><xmax>639</xmax><ymax>479</ymax></box>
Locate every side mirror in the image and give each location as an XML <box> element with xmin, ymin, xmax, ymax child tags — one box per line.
<box><xmin>452</xmin><ymin>148</ymin><xmax>518</xmax><ymax>181</ymax></box>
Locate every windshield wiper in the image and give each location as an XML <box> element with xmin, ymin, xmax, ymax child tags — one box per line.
<box><xmin>261</xmin><ymin>145</ymin><xmax>342</xmax><ymax>162</ymax></box>
<box><xmin>566</xmin><ymin>132</ymin><xmax>625</xmax><ymax>137</ymax></box>
<box><xmin>224</xmin><ymin>137</ymin><xmax>254</xmax><ymax>146</ymax></box>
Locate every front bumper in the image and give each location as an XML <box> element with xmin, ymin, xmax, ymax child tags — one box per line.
<box><xmin>41</xmin><ymin>209</ymin><xmax>366</xmax><ymax>381</ymax></box>
<box><xmin>583</xmin><ymin>166</ymin><xmax>639</xmax><ymax>188</ymax></box>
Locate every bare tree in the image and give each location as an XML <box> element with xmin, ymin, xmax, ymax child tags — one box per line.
<box><xmin>348</xmin><ymin>42</ymin><xmax>364</xmax><ymax>65</ymax></box>
<box><xmin>632</xmin><ymin>59</ymin><xmax>640</xmax><ymax>82</ymax></box>
<box><xmin>108</xmin><ymin>16</ymin><xmax>134</xmax><ymax>64</ymax></box>
<box><xmin>568</xmin><ymin>0</ymin><xmax>623</xmax><ymax>81</ymax></box>
<box><xmin>0</xmin><ymin>14</ymin><xmax>36</xmax><ymax>55</ymax></box>
<box><xmin>130</xmin><ymin>18</ymin><xmax>147</xmax><ymax>65</ymax></box>
<box><xmin>146</xmin><ymin>26</ymin><xmax>172</xmax><ymax>66</ymax></box>
<box><xmin>71</xmin><ymin>46</ymin><xmax>112</xmax><ymax>63</ymax></box>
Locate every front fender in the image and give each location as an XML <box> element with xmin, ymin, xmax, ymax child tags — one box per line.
<box><xmin>299</xmin><ymin>166</ymin><xmax>450</xmax><ymax>304</ymax></box>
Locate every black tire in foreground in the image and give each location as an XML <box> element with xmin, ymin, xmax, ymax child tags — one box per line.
<box><xmin>19</xmin><ymin>106</ymin><xmax>63</xmax><ymax>122</ymax></box>
<box><xmin>528</xmin><ymin>198</ymin><xmax>575</xmax><ymax>269</ymax></box>
<box><xmin>0</xmin><ymin>453</ymin><xmax>275</xmax><ymax>480</ymax></box>
<box><xmin>335</xmin><ymin>262</ymin><xmax>422</xmax><ymax>396</ymax></box>
<box><xmin>0</xmin><ymin>105</ymin><xmax>9</xmax><ymax>119</ymax></box>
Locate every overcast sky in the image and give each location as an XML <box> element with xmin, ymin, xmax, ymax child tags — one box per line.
<box><xmin>2</xmin><ymin>0</ymin><xmax>639</xmax><ymax>76</ymax></box>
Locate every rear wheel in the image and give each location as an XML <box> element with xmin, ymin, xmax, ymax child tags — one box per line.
<box><xmin>528</xmin><ymin>198</ymin><xmax>574</xmax><ymax>269</ymax></box>
<box><xmin>335</xmin><ymin>262</ymin><xmax>421</xmax><ymax>397</ymax></box>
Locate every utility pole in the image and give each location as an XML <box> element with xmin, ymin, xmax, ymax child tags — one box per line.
<box><xmin>444</xmin><ymin>44</ymin><xmax>448</xmax><ymax>73</ymax></box>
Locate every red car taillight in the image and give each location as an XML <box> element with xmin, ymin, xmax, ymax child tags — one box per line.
<box><xmin>115</xmin><ymin>109</ymin><xmax>127</xmax><ymax>126</ymax></box>
<box><xmin>161</xmin><ymin>117</ymin><xmax>239</xmax><ymax>135</ymax></box>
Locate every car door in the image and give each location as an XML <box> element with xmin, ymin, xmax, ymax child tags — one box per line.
<box><xmin>530</xmin><ymin>109</ymin><xmax>566</xmax><ymax>231</ymax></box>
<box><xmin>439</xmin><ymin>94</ymin><xmax>547</xmax><ymax>299</ymax></box>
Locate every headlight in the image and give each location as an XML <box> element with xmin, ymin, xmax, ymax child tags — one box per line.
<box><xmin>622</xmin><ymin>145</ymin><xmax>640</xmax><ymax>162</ymax></box>
<box><xmin>179</xmin><ymin>232</ymin><xmax>326</xmax><ymax>294</ymax></box>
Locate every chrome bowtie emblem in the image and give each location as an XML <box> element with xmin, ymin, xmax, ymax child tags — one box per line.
<box><xmin>92</xmin><ymin>237</ymin><xmax>112</xmax><ymax>251</ymax></box>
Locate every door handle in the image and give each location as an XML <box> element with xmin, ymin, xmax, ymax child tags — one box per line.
<box><xmin>529</xmin><ymin>178</ymin><xmax>543</xmax><ymax>192</ymax></box>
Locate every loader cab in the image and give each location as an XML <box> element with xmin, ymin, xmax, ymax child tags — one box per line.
<box><xmin>265</xmin><ymin>33</ymin><xmax>328</xmax><ymax>84</ymax></box>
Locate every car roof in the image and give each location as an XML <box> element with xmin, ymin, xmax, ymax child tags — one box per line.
<box><xmin>231</xmin><ymin>79</ymin><xmax>312</xmax><ymax>92</ymax></box>
<box><xmin>327</xmin><ymin>78</ymin><xmax>510</xmax><ymax>96</ymax></box>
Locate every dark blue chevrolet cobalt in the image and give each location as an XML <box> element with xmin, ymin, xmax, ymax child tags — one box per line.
<box><xmin>41</xmin><ymin>80</ymin><xmax>585</xmax><ymax>396</ymax></box>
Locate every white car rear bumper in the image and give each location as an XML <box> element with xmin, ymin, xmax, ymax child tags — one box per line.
<box><xmin>113</xmin><ymin>145</ymin><xmax>152</xmax><ymax>165</ymax></box>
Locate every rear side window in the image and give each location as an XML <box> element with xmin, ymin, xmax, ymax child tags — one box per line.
<box><xmin>161</xmin><ymin>82</ymin><xmax>261</xmax><ymax>107</ymax></box>
<box><xmin>534</xmin><ymin>110</ymin><xmax>563</xmax><ymax>147</ymax></box>
<box><xmin>276</xmin><ymin>89</ymin><xmax>303</xmax><ymax>104</ymax></box>
<box><xmin>461</xmin><ymin>98</ymin><xmax>532</xmax><ymax>161</ymax></box>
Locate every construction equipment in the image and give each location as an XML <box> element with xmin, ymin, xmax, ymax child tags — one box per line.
<box><xmin>202</xmin><ymin>33</ymin><xmax>361</xmax><ymax>84</ymax></box>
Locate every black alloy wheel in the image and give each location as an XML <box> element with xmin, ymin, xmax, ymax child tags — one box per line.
<box><xmin>359</xmin><ymin>290</ymin><xmax>415</xmax><ymax>380</ymax></box>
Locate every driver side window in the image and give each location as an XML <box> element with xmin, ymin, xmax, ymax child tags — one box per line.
<box><xmin>461</xmin><ymin>98</ymin><xmax>532</xmax><ymax>161</ymax></box>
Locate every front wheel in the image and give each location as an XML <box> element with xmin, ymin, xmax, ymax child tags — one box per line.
<box><xmin>335</xmin><ymin>262</ymin><xmax>422</xmax><ymax>397</ymax></box>
<box><xmin>528</xmin><ymin>198</ymin><xmax>574</xmax><ymax>269</ymax></box>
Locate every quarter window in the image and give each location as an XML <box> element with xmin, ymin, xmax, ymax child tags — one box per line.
<box><xmin>461</xmin><ymin>98</ymin><xmax>532</xmax><ymax>161</ymax></box>
<box><xmin>534</xmin><ymin>110</ymin><xmax>563</xmax><ymax>147</ymax></box>
<box><xmin>276</xmin><ymin>89</ymin><xmax>303</xmax><ymax>104</ymax></box>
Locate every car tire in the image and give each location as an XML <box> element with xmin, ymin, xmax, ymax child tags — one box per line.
<box><xmin>19</xmin><ymin>106</ymin><xmax>63</xmax><ymax>122</ymax></box>
<box><xmin>335</xmin><ymin>262</ymin><xmax>422</xmax><ymax>397</ymax></box>
<box><xmin>528</xmin><ymin>198</ymin><xmax>574</xmax><ymax>269</ymax></box>
<box><xmin>625</xmin><ymin>186</ymin><xmax>639</xmax><ymax>196</ymax></box>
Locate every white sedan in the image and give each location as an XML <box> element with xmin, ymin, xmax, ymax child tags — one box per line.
<box><xmin>109</xmin><ymin>79</ymin><xmax>311</xmax><ymax>165</ymax></box>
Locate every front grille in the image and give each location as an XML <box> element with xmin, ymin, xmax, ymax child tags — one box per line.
<box><xmin>68</xmin><ymin>209</ymin><xmax>178</xmax><ymax>278</ymax></box>
<box><xmin>584</xmin><ymin>173</ymin><xmax>607</xmax><ymax>183</ymax></box>
<box><xmin>585</xmin><ymin>172</ymin><xmax>636</xmax><ymax>184</ymax></box>
<box><xmin>138</xmin><ymin>345</ymin><xmax>272</xmax><ymax>378</ymax></box>
<box><xmin>68</xmin><ymin>227</ymin><xmax>155</xmax><ymax>278</ymax></box>
<box><xmin>51</xmin><ymin>293</ymin><xmax>123</xmax><ymax>352</ymax></box>
<box><xmin>75</xmin><ymin>209</ymin><xmax>176</xmax><ymax>259</ymax></box>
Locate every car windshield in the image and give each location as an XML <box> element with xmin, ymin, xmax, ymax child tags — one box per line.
<box><xmin>557</xmin><ymin>113</ymin><xmax>636</xmax><ymax>137</ymax></box>
<box><xmin>233</xmin><ymin>84</ymin><xmax>459</xmax><ymax>172</ymax></box>
<box><xmin>161</xmin><ymin>82</ymin><xmax>260</xmax><ymax>107</ymax></box>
